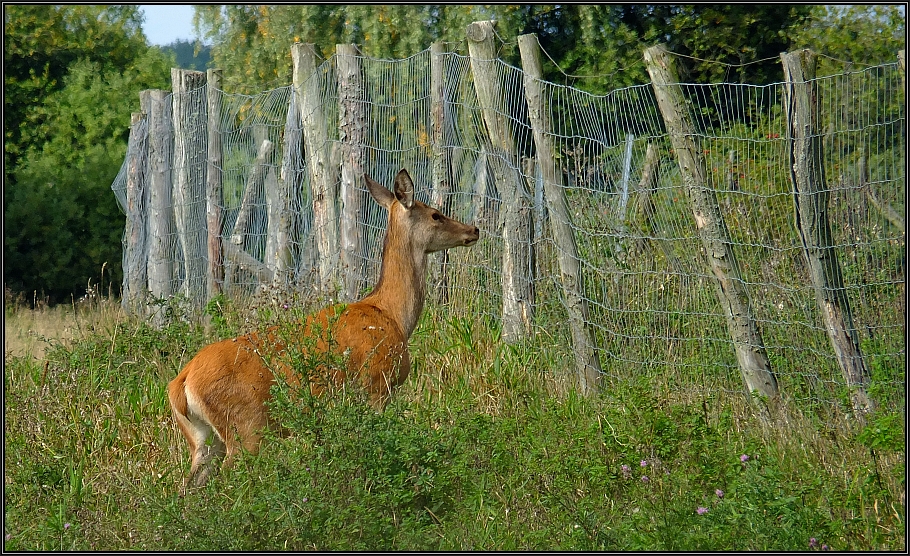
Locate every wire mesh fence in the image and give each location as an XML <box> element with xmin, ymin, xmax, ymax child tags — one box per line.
<box><xmin>111</xmin><ymin>37</ymin><xmax>905</xmax><ymax>412</ymax></box>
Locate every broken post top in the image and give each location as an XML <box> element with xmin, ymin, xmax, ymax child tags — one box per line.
<box><xmin>466</xmin><ymin>20</ymin><xmax>496</xmax><ymax>46</ymax></box>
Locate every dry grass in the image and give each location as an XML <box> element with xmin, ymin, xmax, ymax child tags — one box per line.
<box><xmin>4</xmin><ymin>296</ymin><xmax>126</xmax><ymax>361</ymax></box>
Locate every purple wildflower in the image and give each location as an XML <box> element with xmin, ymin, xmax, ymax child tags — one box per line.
<box><xmin>64</xmin><ymin>523</ymin><xmax>71</xmax><ymax>530</ymax></box>
<box><xmin>621</xmin><ymin>464</ymin><xmax>631</xmax><ymax>479</ymax></box>
<box><xmin>822</xmin><ymin>545</ymin><xmax>829</xmax><ymax>551</ymax></box>
<box><xmin>696</xmin><ymin>507</ymin><xmax>709</xmax><ymax>515</ymax></box>
<box><xmin>640</xmin><ymin>459</ymin><xmax>648</xmax><ymax>467</ymax></box>
<box><xmin>641</xmin><ymin>475</ymin><xmax>649</xmax><ymax>483</ymax></box>
<box><xmin>715</xmin><ymin>489</ymin><xmax>724</xmax><ymax>498</ymax></box>
<box><xmin>740</xmin><ymin>454</ymin><xmax>750</xmax><ymax>463</ymax></box>
<box><xmin>809</xmin><ymin>538</ymin><xmax>818</xmax><ymax>548</ymax></box>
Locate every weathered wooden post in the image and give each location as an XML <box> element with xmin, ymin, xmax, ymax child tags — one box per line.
<box><xmin>337</xmin><ymin>43</ymin><xmax>367</xmax><ymax>302</ymax></box>
<box><xmin>230</xmin><ymin>138</ymin><xmax>275</xmax><ymax>246</ymax></box>
<box><xmin>467</xmin><ymin>20</ymin><xmax>534</xmax><ymax>342</ymax></box>
<box><xmin>644</xmin><ymin>44</ymin><xmax>779</xmax><ymax>406</ymax></box>
<box><xmin>143</xmin><ymin>89</ymin><xmax>175</xmax><ymax>325</ymax></box>
<box><xmin>171</xmin><ymin>68</ymin><xmax>208</xmax><ymax>310</ymax></box>
<box><xmin>898</xmin><ymin>50</ymin><xmax>905</xmax><ymax>93</ymax></box>
<box><xmin>293</xmin><ymin>43</ymin><xmax>339</xmax><ymax>295</ymax></box>
<box><xmin>124</xmin><ymin>111</ymin><xmax>148</xmax><ymax>314</ymax></box>
<box><xmin>518</xmin><ymin>33</ymin><xmax>602</xmax><ymax>395</ymax></box>
<box><xmin>780</xmin><ymin>49</ymin><xmax>874</xmax><ymax>419</ymax></box>
<box><xmin>430</xmin><ymin>41</ymin><xmax>454</xmax><ymax>305</ymax></box>
<box><xmin>206</xmin><ymin>68</ymin><xmax>224</xmax><ymax>299</ymax></box>
<box><xmin>471</xmin><ymin>146</ymin><xmax>489</xmax><ymax>225</ymax></box>
<box><xmin>272</xmin><ymin>86</ymin><xmax>302</xmax><ymax>285</ymax></box>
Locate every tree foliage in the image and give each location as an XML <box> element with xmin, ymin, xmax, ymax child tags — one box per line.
<box><xmin>789</xmin><ymin>5</ymin><xmax>905</xmax><ymax>72</ymax></box>
<box><xmin>4</xmin><ymin>5</ymin><xmax>172</xmax><ymax>303</ymax></box>
<box><xmin>160</xmin><ymin>39</ymin><xmax>212</xmax><ymax>72</ymax></box>
<box><xmin>191</xmin><ymin>5</ymin><xmax>824</xmax><ymax>94</ymax></box>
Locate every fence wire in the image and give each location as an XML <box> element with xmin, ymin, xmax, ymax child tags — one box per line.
<box><xmin>112</xmin><ymin>48</ymin><xmax>905</xmax><ymax>410</ymax></box>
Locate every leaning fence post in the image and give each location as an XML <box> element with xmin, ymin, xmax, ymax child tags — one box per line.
<box><xmin>206</xmin><ymin>68</ymin><xmax>224</xmax><ymax>299</ymax></box>
<box><xmin>171</xmin><ymin>68</ymin><xmax>208</xmax><ymax>311</ymax></box>
<box><xmin>124</xmin><ymin>111</ymin><xmax>148</xmax><ymax>315</ymax></box>
<box><xmin>644</xmin><ymin>44</ymin><xmax>779</xmax><ymax>407</ymax></box>
<box><xmin>430</xmin><ymin>41</ymin><xmax>454</xmax><ymax>305</ymax></box>
<box><xmin>467</xmin><ymin>20</ymin><xmax>534</xmax><ymax>343</ymax></box>
<box><xmin>518</xmin><ymin>33</ymin><xmax>602</xmax><ymax>396</ymax></box>
<box><xmin>336</xmin><ymin>43</ymin><xmax>366</xmax><ymax>302</ymax></box>
<box><xmin>143</xmin><ymin>89</ymin><xmax>175</xmax><ymax>325</ymax></box>
<box><xmin>780</xmin><ymin>49</ymin><xmax>874</xmax><ymax>419</ymax></box>
<box><xmin>293</xmin><ymin>43</ymin><xmax>339</xmax><ymax>295</ymax></box>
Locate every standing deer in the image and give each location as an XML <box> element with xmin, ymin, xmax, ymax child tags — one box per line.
<box><xmin>167</xmin><ymin>169</ymin><xmax>479</xmax><ymax>489</ymax></box>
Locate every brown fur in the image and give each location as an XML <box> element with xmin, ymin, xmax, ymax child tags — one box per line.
<box><xmin>167</xmin><ymin>169</ymin><xmax>479</xmax><ymax>489</ymax></box>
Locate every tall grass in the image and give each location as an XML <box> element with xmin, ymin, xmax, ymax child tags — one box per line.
<box><xmin>3</xmin><ymin>289</ymin><xmax>905</xmax><ymax>551</ymax></box>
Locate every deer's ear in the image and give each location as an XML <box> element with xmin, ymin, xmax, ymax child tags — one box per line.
<box><xmin>364</xmin><ymin>174</ymin><xmax>395</xmax><ymax>209</ymax></box>
<box><xmin>393</xmin><ymin>169</ymin><xmax>415</xmax><ymax>209</ymax></box>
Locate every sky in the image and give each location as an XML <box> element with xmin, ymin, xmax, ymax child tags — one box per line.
<box><xmin>139</xmin><ymin>5</ymin><xmax>201</xmax><ymax>46</ymax></box>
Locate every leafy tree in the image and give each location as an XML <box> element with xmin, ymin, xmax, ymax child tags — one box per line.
<box><xmin>160</xmin><ymin>39</ymin><xmax>212</xmax><ymax>71</ymax></box>
<box><xmin>789</xmin><ymin>5</ymin><xmax>905</xmax><ymax>70</ymax></box>
<box><xmin>614</xmin><ymin>5</ymin><xmax>813</xmax><ymax>84</ymax></box>
<box><xmin>4</xmin><ymin>5</ymin><xmax>149</xmax><ymax>186</ymax></box>
<box><xmin>192</xmin><ymin>5</ymin><xmax>542</xmax><ymax>93</ymax></box>
<box><xmin>4</xmin><ymin>6</ymin><xmax>172</xmax><ymax>302</ymax></box>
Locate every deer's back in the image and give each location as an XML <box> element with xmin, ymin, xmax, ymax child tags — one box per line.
<box><xmin>305</xmin><ymin>302</ymin><xmax>410</xmax><ymax>405</ymax></box>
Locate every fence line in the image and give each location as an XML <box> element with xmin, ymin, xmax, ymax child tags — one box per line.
<box><xmin>110</xmin><ymin>24</ymin><xmax>905</xmax><ymax>414</ymax></box>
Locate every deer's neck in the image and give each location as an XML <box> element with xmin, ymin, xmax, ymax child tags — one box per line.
<box><xmin>363</xmin><ymin>231</ymin><xmax>427</xmax><ymax>339</ymax></box>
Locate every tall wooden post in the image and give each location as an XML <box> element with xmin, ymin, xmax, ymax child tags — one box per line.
<box><xmin>518</xmin><ymin>33</ymin><xmax>602</xmax><ymax>395</ymax></box>
<box><xmin>206</xmin><ymin>68</ymin><xmax>224</xmax><ymax>298</ymax></box>
<box><xmin>644</xmin><ymin>44</ymin><xmax>779</xmax><ymax>405</ymax></box>
<box><xmin>124</xmin><ymin>111</ymin><xmax>148</xmax><ymax>314</ymax></box>
<box><xmin>337</xmin><ymin>43</ymin><xmax>366</xmax><ymax>302</ymax></box>
<box><xmin>293</xmin><ymin>43</ymin><xmax>338</xmax><ymax>295</ymax></box>
<box><xmin>274</xmin><ymin>85</ymin><xmax>302</xmax><ymax>285</ymax></box>
<box><xmin>781</xmin><ymin>49</ymin><xmax>873</xmax><ymax>418</ymax></box>
<box><xmin>430</xmin><ymin>41</ymin><xmax>454</xmax><ymax>305</ymax></box>
<box><xmin>467</xmin><ymin>20</ymin><xmax>534</xmax><ymax>343</ymax></box>
<box><xmin>143</xmin><ymin>89</ymin><xmax>175</xmax><ymax>325</ymax></box>
<box><xmin>171</xmin><ymin>68</ymin><xmax>208</xmax><ymax>310</ymax></box>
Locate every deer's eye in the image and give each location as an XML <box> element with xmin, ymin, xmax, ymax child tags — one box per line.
<box><xmin>432</xmin><ymin>212</ymin><xmax>442</xmax><ymax>221</ymax></box>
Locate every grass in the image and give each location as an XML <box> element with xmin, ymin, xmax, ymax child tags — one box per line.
<box><xmin>3</xmin><ymin>288</ymin><xmax>905</xmax><ymax>551</ymax></box>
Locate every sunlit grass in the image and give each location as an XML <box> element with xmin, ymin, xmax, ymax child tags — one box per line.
<box><xmin>3</xmin><ymin>287</ymin><xmax>905</xmax><ymax>551</ymax></box>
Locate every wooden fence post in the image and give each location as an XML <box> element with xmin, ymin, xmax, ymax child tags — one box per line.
<box><xmin>644</xmin><ymin>44</ymin><xmax>779</xmax><ymax>406</ymax></box>
<box><xmin>337</xmin><ymin>43</ymin><xmax>366</xmax><ymax>302</ymax></box>
<box><xmin>467</xmin><ymin>20</ymin><xmax>534</xmax><ymax>343</ymax></box>
<box><xmin>518</xmin><ymin>33</ymin><xmax>602</xmax><ymax>395</ymax></box>
<box><xmin>780</xmin><ymin>49</ymin><xmax>874</xmax><ymax>419</ymax></box>
<box><xmin>293</xmin><ymin>43</ymin><xmax>339</xmax><ymax>295</ymax></box>
<box><xmin>124</xmin><ymin>111</ymin><xmax>148</xmax><ymax>315</ymax></box>
<box><xmin>206</xmin><ymin>68</ymin><xmax>224</xmax><ymax>299</ymax></box>
<box><xmin>274</xmin><ymin>85</ymin><xmax>303</xmax><ymax>285</ymax></box>
<box><xmin>143</xmin><ymin>89</ymin><xmax>175</xmax><ymax>325</ymax></box>
<box><xmin>430</xmin><ymin>41</ymin><xmax>453</xmax><ymax>305</ymax></box>
<box><xmin>171</xmin><ymin>68</ymin><xmax>208</xmax><ymax>310</ymax></box>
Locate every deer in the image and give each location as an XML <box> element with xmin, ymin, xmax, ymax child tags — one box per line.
<box><xmin>167</xmin><ymin>168</ymin><xmax>480</xmax><ymax>489</ymax></box>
